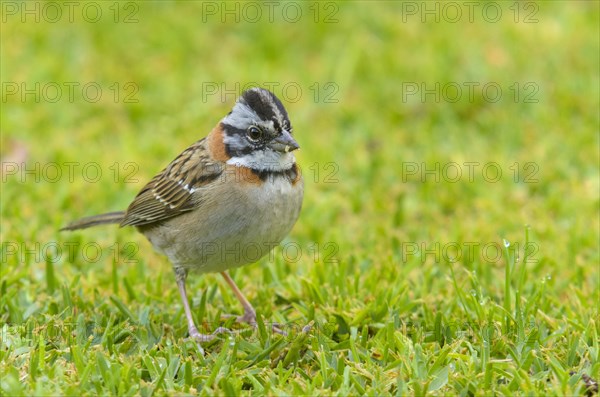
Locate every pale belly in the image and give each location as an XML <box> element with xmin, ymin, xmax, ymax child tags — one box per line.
<box><xmin>141</xmin><ymin>174</ymin><xmax>303</xmax><ymax>273</ymax></box>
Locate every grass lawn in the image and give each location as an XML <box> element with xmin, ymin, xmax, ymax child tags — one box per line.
<box><xmin>1</xmin><ymin>1</ymin><xmax>599</xmax><ymax>395</ymax></box>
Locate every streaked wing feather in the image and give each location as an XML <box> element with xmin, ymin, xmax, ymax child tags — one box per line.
<box><xmin>120</xmin><ymin>138</ymin><xmax>223</xmax><ymax>227</ymax></box>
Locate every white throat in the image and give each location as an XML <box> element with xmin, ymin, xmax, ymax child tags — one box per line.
<box><xmin>226</xmin><ymin>149</ymin><xmax>296</xmax><ymax>171</ymax></box>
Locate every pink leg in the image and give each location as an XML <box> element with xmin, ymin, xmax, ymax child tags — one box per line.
<box><xmin>176</xmin><ymin>268</ymin><xmax>228</xmax><ymax>342</ymax></box>
<box><xmin>220</xmin><ymin>271</ymin><xmax>256</xmax><ymax>323</ymax></box>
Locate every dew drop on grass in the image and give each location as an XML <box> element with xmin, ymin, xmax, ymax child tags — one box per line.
<box><xmin>503</xmin><ymin>239</ymin><xmax>510</xmax><ymax>248</ymax></box>
<box><xmin>546</xmin><ymin>274</ymin><xmax>552</xmax><ymax>280</ymax></box>
<box><xmin>470</xmin><ymin>289</ymin><xmax>477</xmax><ymax>296</ymax></box>
<box><xmin>449</xmin><ymin>363</ymin><xmax>455</xmax><ymax>372</ymax></box>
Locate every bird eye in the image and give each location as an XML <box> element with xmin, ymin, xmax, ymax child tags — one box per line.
<box><xmin>246</xmin><ymin>126</ymin><xmax>263</xmax><ymax>142</ymax></box>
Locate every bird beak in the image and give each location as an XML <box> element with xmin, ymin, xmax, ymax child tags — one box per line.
<box><xmin>270</xmin><ymin>130</ymin><xmax>300</xmax><ymax>153</ymax></box>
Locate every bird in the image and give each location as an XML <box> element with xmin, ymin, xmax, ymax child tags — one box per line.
<box><xmin>62</xmin><ymin>87</ymin><xmax>304</xmax><ymax>341</ymax></box>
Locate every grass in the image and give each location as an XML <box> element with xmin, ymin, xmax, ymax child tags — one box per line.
<box><xmin>1</xmin><ymin>1</ymin><xmax>599</xmax><ymax>395</ymax></box>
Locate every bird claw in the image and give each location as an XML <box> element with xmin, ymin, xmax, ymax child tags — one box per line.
<box><xmin>187</xmin><ymin>326</ymin><xmax>231</xmax><ymax>343</ymax></box>
<box><xmin>220</xmin><ymin>312</ymin><xmax>290</xmax><ymax>337</ymax></box>
<box><xmin>221</xmin><ymin>310</ymin><xmax>257</xmax><ymax>325</ymax></box>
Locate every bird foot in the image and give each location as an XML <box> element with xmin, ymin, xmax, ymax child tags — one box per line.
<box><xmin>221</xmin><ymin>309</ymin><xmax>257</xmax><ymax>325</ymax></box>
<box><xmin>221</xmin><ymin>311</ymin><xmax>288</xmax><ymax>336</ymax></box>
<box><xmin>187</xmin><ymin>326</ymin><xmax>231</xmax><ymax>343</ymax></box>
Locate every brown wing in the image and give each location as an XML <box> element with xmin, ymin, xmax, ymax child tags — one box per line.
<box><xmin>120</xmin><ymin>138</ymin><xmax>224</xmax><ymax>227</ymax></box>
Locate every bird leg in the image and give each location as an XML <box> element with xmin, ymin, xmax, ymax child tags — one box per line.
<box><xmin>220</xmin><ymin>271</ymin><xmax>287</xmax><ymax>336</ymax></box>
<box><xmin>220</xmin><ymin>271</ymin><xmax>256</xmax><ymax>324</ymax></box>
<box><xmin>175</xmin><ymin>267</ymin><xmax>229</xmax><ymax>342</ymax></box>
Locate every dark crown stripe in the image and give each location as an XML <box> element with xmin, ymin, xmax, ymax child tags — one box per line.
<box><xmin>272</xmin><ymin>96</ymin><xmax>289</xmax><ymax>126</ymax></box>
<box><xmin>241</xmin><ymin>89</ymin><xmax>277</xmax><ymax>122</ymax></box>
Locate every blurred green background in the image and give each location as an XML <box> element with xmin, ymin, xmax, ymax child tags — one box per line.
<box><xmin>1</xmin><ymin>1</ymin><xmax>598</xmax><ymax>395</ymax></box>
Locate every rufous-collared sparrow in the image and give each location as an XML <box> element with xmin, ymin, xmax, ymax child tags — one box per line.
<box><xmin>62</xmin><ymin>87</ymin><xmax>304</xmax><ymax>341</ymax></box>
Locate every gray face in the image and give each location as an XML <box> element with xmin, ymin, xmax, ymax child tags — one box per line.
<box><xmin>221</xmin><ymin>88</ymin><xmax>299</xmax><ymax>171</ymax></box>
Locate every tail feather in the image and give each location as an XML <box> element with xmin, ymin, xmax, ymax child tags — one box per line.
<box><xmin>61</xmin><ymin>211</ymin><xmax>126</xmax><ymax>231</ymax></box>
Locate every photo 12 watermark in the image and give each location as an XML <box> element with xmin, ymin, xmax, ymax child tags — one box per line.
<box><xmin>401</xmin><ymin>82</ymin><xmax>540</xmax><ymax>104</ymax></box>
<box><xmin>201</xmin><ymin>82</ymin><xmax>339</xmax><ymax>103</ymax></box>
<box><xmin>1</xmin><ymin>1</ymin><xmax>139</xmax><ymax>24</ymax></box>
<box><xmin>1</xmin><ymin>161</ymin><xmax>140</xmax><ymax>184</ymax></box>
<box><xmin>399</xmin><ymin>1</ymin><xmax>539</xmax><ymax>24</ymax></box>
<box><xmin>398</xmin><ymin>240</ymin><xmax>539</xmax><ymax>264</ymax></box>
<box><xmin>401</xmin><ymin>162</ymin><xmax>540</xmax><ymax>184</ymax></box>
<box><xmin>1</xmin><ymin>82</ymin><xmax>139</xmax><ymax>104</ymax></box>
<box><xmin>199</xmin><ymin>1</ymin><xmax>339</xmax><ymax>24</ymax></box>
<box><xmin>1</xmin><ymin>241</ymin><xmax>140</xmax><ymax>266</ymax></box>
<box><xmin>397</xmin><ymin>319</ymin><xmax>541</xmax><ymax>345</ymax></box>
<box><xmin>134</xmin><ymin>241</ymin><xmax>338</xmax><ymax>265</ymax></box>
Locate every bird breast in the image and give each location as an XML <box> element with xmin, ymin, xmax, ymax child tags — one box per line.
<box><xmin>141</xmin><ymin>166</ymin><xmax>304</xmax><ymax>273</ymax></box>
